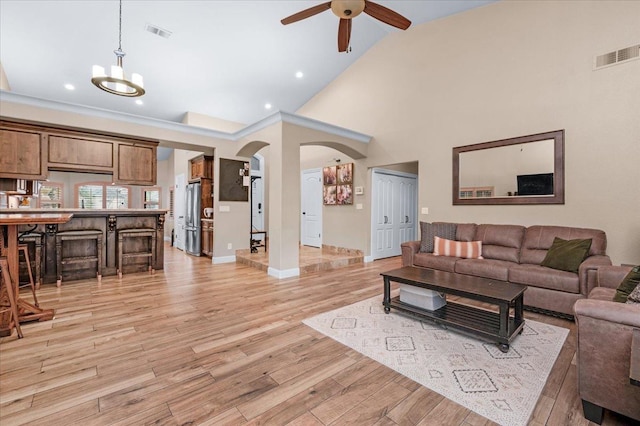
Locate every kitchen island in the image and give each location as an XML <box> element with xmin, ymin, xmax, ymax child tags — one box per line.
<box><xmin>1</xmin><ymin>209</ymin><xmax>167</xmax><ymax>284</ymax></box>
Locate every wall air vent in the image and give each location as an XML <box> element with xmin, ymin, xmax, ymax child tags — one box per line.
<box><xmin>594</xmin><ymin>44</ymin><xmax>639</xmax><ymax>69</ymax></box>
<box><xmin>145</xmin><ymin>23</ymin><xmax>172</xmax><ymax>39</ymax></box>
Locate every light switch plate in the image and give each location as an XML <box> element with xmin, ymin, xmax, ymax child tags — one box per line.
<box><xmin>421</xmin><ymin>207</ymin><xmax>429</xmax><ymax>215</ymax></box>
<box><xmin>356</xmin><ymin>203</ymin><xmax>363</xmax><ymax>210</ymax></box>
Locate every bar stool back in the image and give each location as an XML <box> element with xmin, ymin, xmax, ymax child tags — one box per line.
<box><xmin>55</xmin><ymin>230</ymin><xmax>103</xmax><ymax>287</ymax></box>
<box><xmin>117</xmin><ymin>228</ymin><xmax>156</xmax><ymax>279</ymax></box>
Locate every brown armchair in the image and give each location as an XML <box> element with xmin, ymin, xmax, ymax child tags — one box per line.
<box><xmin>573</xmin><ymin>265</ymin><xmax>640</xmax><ymax>424</ymax></box>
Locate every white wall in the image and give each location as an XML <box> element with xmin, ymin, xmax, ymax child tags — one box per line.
<box><xmin>297</xmin><ymin>0</ymin><xmax>640</xmax><ymax>264</ymax></box>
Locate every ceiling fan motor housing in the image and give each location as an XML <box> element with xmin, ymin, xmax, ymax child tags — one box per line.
<box><xmin>331</xmin><ymin>0</ymin><xmax>365</xmax><ymax>19</ymax></box>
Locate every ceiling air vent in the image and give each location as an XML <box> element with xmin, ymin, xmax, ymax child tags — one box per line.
<box><xmin>595</xmin><ymin>44</ymin><xmax>639</xmax><ymax>69</ymax></box>
<box><xmin>145</xmin><ymin>23</ymin><xmax>172</xmax><ymax>39</ymax></box>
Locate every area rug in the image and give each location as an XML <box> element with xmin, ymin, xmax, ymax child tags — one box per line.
<box><xmin>303</xmin><ymin>296</ymin><xmax>569</xmax><ymax>426</ymax></box>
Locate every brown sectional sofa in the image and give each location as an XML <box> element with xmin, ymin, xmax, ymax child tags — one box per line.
<box><xmin>574</xmin><ymin>265</ymin><xmax>640</xmax><ymax>423</ymax></box>
<box><xmin>401</xmin><ymin>223</ymin><xmax>612</xmax><ymax>317</ymax></box>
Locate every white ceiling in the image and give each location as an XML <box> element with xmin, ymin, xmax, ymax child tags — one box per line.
<box><xmin>0</xmin><ymin>0</ymin><xmax>492</xmax><ymax>127</ymax></box>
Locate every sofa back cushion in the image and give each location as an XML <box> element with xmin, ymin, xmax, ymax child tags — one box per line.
<box><xmin>473</xmin><ymin>224</ymin><xmax>525</xmax><ymax>263</ymax></box>
<box><xmin>520</xmin><ymin>225</ymin><xmax>607</xmax><ymax>265</ymax></box>
<box><xmin>456</xmin><ymin>223</ymin><xmax>478</xmax><ymax>242</ymax></box>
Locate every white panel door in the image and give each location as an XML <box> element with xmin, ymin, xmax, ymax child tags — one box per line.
<box><xmin>251</xmin><ymin>177</ymin><xmax>264</xmax><ymax>232</ymax></box>
<box><xmin>398</xmin><ymin>177</ymin><xmax>417</xmax><ymax>245</ymax></box>
<box><xmin>301</xmin><ymin>169</ymin><xmax>322</xmax><ymax>247</ymax></box>
<box><xmin>174</xmin><ymin>173</ymin><xmax>186</xmax><ymax>251</ymax></box>
<box><xmin>371</xmin><ymin>169</ymin><xmax>418</xmax><ymax>260</ymax></box>
<box><xmin>372</xmin><ymin>172</ymin><xmax>397</xmax><ymax>259</ymax></box>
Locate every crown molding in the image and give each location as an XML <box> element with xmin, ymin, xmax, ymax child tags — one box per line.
<box><xmin>1</xmin><ymin>91</ymin><xmax>371</xmax><ymax>144</ymax></box>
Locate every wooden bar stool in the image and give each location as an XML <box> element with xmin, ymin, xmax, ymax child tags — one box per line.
<box><xmin>117</xmin><ymin>228</ymin><xmax>156</xmax><ymax>279</ymax></box>
<box><xmin>0</xmin><ymin>258</ymin><xmax>23</xmax><ymax>339</ymax></box>
<box><xmin>56</xmin><ymin>230</ymin><xmax>103</xmax><ymax>287</ymax></box>
<box><xmin>18</xmin><ymin>245</ymin><xmax>38</xmax><ymax>307</ymax></box>
<box><xmin>19</xmin><ymin>232</ymin><xmax>44</xmax><ymax>289</ymax></box>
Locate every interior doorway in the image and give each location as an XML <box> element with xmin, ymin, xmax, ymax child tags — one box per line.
<box><xmin>370</xmin><ymin>168</ymin><xmax>418</xmax><ymax>260</ymax></box>
<box><xmin>251</xmin><ymin>155</ymin><xmax>265</xmax><ymax>234</ymax></box>
<box><xmin>174</xmin><ymin>173</ymin><xmax>186</xmax><ymax>251</ymax></box>
<box><xmin>301</xmin><ymin>168</ymin><xmax>323</xmax><ymax>247</ymax></box>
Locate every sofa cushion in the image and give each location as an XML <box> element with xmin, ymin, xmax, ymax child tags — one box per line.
<box><xmin>455</xmin><ymin>258</ymin><xmax>511</xmax><ymax>281</ymax></box>
<box><xmin>540</xmin><ymin>237</ymin><xmax>592</xmax><ymax>273</ymax></box>
<box><xmin>433</xmin><ymin>237</ymin><xmax>483</xmax><ymax>259</ymax></box>
<box><xmin>520</xmin><ymin>225</ymin><xmax>607</xmax><ymax>265</ymax></box>
<box><xmin>455</xmin><ymin>223</ymin><xmax>477</xmax><ymax>242</ymax></box>
<box><xmin>509</xmin><ymin>264</ymin><xmax>580</xmax><ymax>293</ymax></box>
<box><xmin>413</xmin><ymin>252</ymin><xmax>459</xmax><ymax>272</ymax></box>
<box><xmin>613</xmin><ymin>265</ymin><xmax>640</xmax><ymax>303</ymax></box>
<box><xmin>419</xmin><ymin>222</ymin><xmax>457</xmax><ymax>253</ymax></box>
<box><xmin>473</xmin><ymin>224</ymin><xmax>525</xmax><ymax>263</ymax></box>
<box><xmin>588</xmin><ymin>286</ymin><xmax>616</xmax><ymax>301</ymax></box>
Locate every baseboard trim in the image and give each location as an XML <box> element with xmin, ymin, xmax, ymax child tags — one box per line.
<box><xmin>268</xmin><ymin>267</ymin><xmax>300</xmax><ymax>279</ymax></box>
<box><xmin>213</xmin><ymin>255</ymin><xmax>236</xmax><ymax>264</ymax></box>
<box><xmin>364</xmin><ymin>255</ymin><xmax>375</xmax><ymax>263</ymax></box>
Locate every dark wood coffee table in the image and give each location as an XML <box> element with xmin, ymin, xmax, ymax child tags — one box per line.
<box><xmin>381</xmin><ymin>266</ymin><xmax>527</xmax><ymax>352</ymax></box>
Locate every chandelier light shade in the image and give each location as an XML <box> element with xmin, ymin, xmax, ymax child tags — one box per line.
<box><xmin>91</xmin><ymin>0</ymin><xmax>145</xmax><ymax>97</ymax></box>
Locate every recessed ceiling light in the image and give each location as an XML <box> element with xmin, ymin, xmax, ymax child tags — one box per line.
<box><xmin>64</xmin><ymin>83</ymin><xmax>75</xmax><ymax>90</ymax></box>
<box><xmin>135</xmin><ymin>99</ymin><xmax>143</xmax><ymax>105</ymax></box>
<box><xmin>265</xmin><ymin>103</ymin><xmax>272</xmax><ymax>110</ymax></box>
<box><xmin>295</xmin><ymin>71</ymin><xmax>304</xmax><ymax>79</ymax></box>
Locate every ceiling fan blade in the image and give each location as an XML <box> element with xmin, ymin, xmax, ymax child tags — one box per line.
<box><xmin>281</xmin><ymin>1</ymin><xmax>332</xmax><ymax>25</ymax></box>
<box><xmin>338</xmin><ymin>18</ymin><xmax>352</xmax><ymax>52</ymax></box>
<box><xmin>363</xmin><ymin>0</ymin><xmax>411</xmax><ymax>30</ymax></box>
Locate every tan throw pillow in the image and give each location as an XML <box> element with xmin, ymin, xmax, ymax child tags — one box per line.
<box><xmin>614</xmin><ymin>265</ymin><xmax>640</xmax><ymax>303</ymax></box>
<box><xmin>540</xmin><ymin>237</ymin><xmax>592</xmax><ymax>273</ymax></box>
<box><xmin>433</xmin><ymin>236</ymin><xmax>483</xmax><ymax>259</ymax></box>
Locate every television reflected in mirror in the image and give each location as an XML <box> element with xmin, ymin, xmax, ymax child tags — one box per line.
<box><xmin>453</xmin><ymin>130</ymin><xmax>564</xmax><ymax>205</ymax></box>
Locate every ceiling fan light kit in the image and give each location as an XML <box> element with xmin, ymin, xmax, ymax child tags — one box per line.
<box><xmin>91</xmin><ymin>0</ymin><xmax>145</xmax><ymax>97</ymax></box>
<box><xmin>281</xmin><ymin>0</ymin><xmax>411</xmax><ymax>53</ymax></box>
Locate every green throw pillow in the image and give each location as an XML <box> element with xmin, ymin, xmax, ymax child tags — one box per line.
<box><xmin>540</xmin><ymin>237</ymin><xmax>592</xmax><ymax>273</ymax></box>
<box><xmin>614</xmin><ymin>265</ymin><xmax>640</xmax><ymax>303</ymax></box>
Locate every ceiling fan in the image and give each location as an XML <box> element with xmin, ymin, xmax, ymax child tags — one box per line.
<box><xmin>281</xmin><ymin>0</ymin><xmax>411</xmax><ymax>52</ymax></box>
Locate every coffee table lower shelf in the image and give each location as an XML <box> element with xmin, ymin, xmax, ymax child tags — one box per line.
<box><xmin>387</xmin><ymin>296</ymin><xmax>525</xmax><ymax>351</ymax></box>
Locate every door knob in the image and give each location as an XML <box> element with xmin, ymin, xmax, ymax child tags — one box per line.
<box><xmin>384</xmin><ymin>215</ymin><xmax>388</xmax><ymax>224</ymax></box>
<box><xmin>405</xmin><ymin>215</ymin><xmax>409</xmax><ymax>223</ymax></box>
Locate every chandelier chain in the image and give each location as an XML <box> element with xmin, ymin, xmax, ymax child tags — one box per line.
<box><xmin>118</xmin><ymin>0</ymin><xmax>122</xmax><ymax>51</ymax></box>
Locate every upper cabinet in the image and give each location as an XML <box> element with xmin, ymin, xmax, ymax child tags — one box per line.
<box><xmin>116</xmin><ymin>143</ymin><xmax>157</xmax><ymax>185</ymax></box>
<box><xmin>0</xmin><ymin>120</ymin><xmax>158</xmax><ymax>186</ymax></box>
<box><xmin>0</xmin><ymin>123</ymin><xmax>48</xmax><ymax>180</ymax></box>
<box><xmin>190</xmin><ymin>154</ymin><xmax>214</xmax><ymax>181</ymax></box>
<box><xmin>48</xmin><ymin>134</ymin><xmax>114</xmax><ymax>172</ymax></box>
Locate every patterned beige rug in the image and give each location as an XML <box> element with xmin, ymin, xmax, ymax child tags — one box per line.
<box><xmin>303</xmin><ymin>295</ymin><xmax>568</xmax><ymax>426</ymax></box>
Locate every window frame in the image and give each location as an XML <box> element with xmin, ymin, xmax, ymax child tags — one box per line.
<box><xmin>142</xmin><ymin>186</ymin><xmax>162</xmax><ymax>209</ymax></box>
<box><xmin>75</xmin><ymin>182</ymin><xmax>132</xmax><ymax>209</ymax></box>
<box><xmin>37</xmin><ymin>182</ymin><xmax>64</xmax><ymax>209</ymax></box>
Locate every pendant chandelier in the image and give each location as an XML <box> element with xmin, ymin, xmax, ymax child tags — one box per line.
<box><xmin>91</xmin><ymin>0</ymin><xmax>145</xmax><ymax>97</ymax></box>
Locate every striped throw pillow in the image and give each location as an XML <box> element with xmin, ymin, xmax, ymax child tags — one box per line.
<box><xmin>433</xmin><ymin>236</ymin><xmax>483</xmax><ymax>259</ymax></box>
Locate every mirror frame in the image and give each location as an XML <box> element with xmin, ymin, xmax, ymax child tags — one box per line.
<box><xmin>453</xmin><ymin>129</ymin><xmax>564</xmax><ymax>205</ymax></box>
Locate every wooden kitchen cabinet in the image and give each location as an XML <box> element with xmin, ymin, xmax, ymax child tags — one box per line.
<box><xmin>48</xmin><ymin>134</ymin><xmax>114</xmax><ymax>172</ymax></box>
<box><xmin>115</xmin><ymin>143</ymin><xmax>157</xmax><ymax>185</ymax></box>
<box><xmin>190</xmin><ymin>155</ymin><xmax>213</xmax><ymax>181</ymax></box>
<box><xmin>0</xmin><ymin>124</ymin><xmax>48</xmax><ymax>180</ymax></box>
<box><xmin>201</xmin><ymin>219</ymin><xmax>214</xmax><ymax>257</ymax></box>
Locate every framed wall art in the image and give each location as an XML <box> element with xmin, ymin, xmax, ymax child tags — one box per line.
<box><xmin>323</xmin><ymin>163</ymin><xmax>354</xmax><ymax>205</ymax></box>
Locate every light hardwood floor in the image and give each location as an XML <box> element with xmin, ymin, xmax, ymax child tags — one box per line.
<box><xmin>0</xmin><ymin>245</ymin><xmax>634</xmax><ymax>425</ymax></box>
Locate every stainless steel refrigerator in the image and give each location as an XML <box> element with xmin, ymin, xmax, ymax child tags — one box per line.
<box><xmin>185</xmin><ymin>181</ymin><xmax>202</xmax><ymax>256</ymax></box>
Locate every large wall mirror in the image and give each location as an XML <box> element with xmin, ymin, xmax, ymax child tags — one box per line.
<box><xmin>453</xmin><ymin>130</ymin><xmax>564</xmax><ymax>205</ymax></box>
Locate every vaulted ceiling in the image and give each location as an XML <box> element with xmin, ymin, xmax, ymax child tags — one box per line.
<box><xmin>1</xmin><ymin>1</ymin><xmax>493</xmax><ymax>128</ymax></box>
